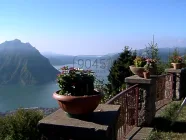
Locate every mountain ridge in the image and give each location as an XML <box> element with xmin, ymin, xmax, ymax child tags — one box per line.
<box><xmin>0</xmin><ymin>39</ymin><xmax>60</xmax><ymax>85</ymax></box>
<box><xmin>43</xmin><ymin>47</ymin><xmax>186</xmax><ymax>66</ymax></box>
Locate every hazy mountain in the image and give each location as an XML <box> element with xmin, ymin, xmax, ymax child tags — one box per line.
<box><xmin>41</xmin><ymin>53</ymin><xmax>75</xmax><ymax>66</ymax></box>
<box><xmin>105</xmin><ymin>47</ymin><xmax>186</xmax><ymax>63</ymax></box>
<box><xmin>0</xmin><ymin>39</ymin><xmax>60</xmax><ymax>85</ymax></box>
<box><xmin>42</xmin><ymin>53</ymin><xmax>109</xmax><ymax>66</ymax></box>
<box><xmin>137</xmin><ymin>47</ymin><xmax>186</xmax><ymax>62</ymax></box>
<box><xmin>43</xmin><ymin>47</ymin><xmax>186</xmax><ymax>68</ymax></box>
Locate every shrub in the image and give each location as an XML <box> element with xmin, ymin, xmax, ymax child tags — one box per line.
<box><xmin>144</xmin><ymin>35</ymin><xmax>167</xmax><ymax>75</ymax></box>
<box><xmin>161</xmin><ymin>102</ymin><xmax>181</xmax><ymax>121</ymax></box>
<box><xmin>0</xmin><ymin>109</ymin><xmax>43</xmax><ymax>140</ymax></box>
<box><xmin>147</xmin><ymin>130</ymin><xmax>164</xmax><ymax>140</ymax></box>
<box><xmin>94</xmin><ymin>79</ymin><xmax>114</xmax><ymax>103</ymax></box>
<box><xmin>156</xmin><ymin>61</ymin><xmax>169</xmax><ymax>74</ymax></box>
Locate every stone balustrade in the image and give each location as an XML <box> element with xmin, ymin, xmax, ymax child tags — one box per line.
<box><xmin>125</xmin><ymin>75</ymin><xmax>156</xmax><ymax>126</ymax></box>
<box><xmin>38</xmin><ymin>104</ymin><xmax>120</xmax><ymax>140</ymax></box>
<box><xmin>165</xmin><ymin>68</ymin><xmax>186</xmax><ymax>100</ymax></box>
<box><xmin>37</xmin><ymin>68</ymin><xmax>186</xmax><ymax>139</ymax></box>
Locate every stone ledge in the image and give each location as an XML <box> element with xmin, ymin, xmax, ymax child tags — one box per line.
<box><xmin>125</xmin><ymin>127</ymin><xmax>153</xmax><ymax>140</ymax></box>
<box><xmin>125</xmin><ymin>75</ymin><xmax>153</xmax><ymax>84</ymax></box>
<box><xmin>38</xmin><ymin>104</ymin><xmax>120</xmax><ymax>140</ymax></box>
<box><xmin>165</xmin><ymin>68</ymin><xmax>182</xmax><ymax>73</ymax></box>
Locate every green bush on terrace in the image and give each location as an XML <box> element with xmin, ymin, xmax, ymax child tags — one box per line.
<box><xmin>147</xmin><ymin>102</ymin><xmax>182</xmax><ymax>140</ymax></box>
<box><xmin>0</xmin><ymin>109</ymin><xmax>44</xmax><ymax>140</ymax></box>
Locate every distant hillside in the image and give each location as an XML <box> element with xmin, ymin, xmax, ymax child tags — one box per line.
<box><xmin>106</xmin><ymin>47</ymin><xmax>186</xmax><ymax>63</ymax></box>
<box><xmin>0</xmin><ymin>39</ymin><xmax>60</xmax><ymax>85</ymax></box>
<box><xmin>41</xmin><ymin>53</ymin><xmax>75</xmax><ymax>65</ymax></box>
<box><xmin>42</xmin><ymin>53</ymin><xmax>112</xmax><ymax>66</ymax></box>
<box><xmin>137</xmin><ymin>47</ymin><xmax>186</xmax><ymax>62</ymax></box>
<box><xmin>43</xmin><ymin>47</ymin><xmax>186</xmax><ymax>68</ymax></box>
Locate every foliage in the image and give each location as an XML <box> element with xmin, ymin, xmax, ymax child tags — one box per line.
<box><xmin>144</xmin><ymin>35</ymin><xmax>167</xmax><ymax>75</ymax></box>
<box><xmin>57</xmin><ymin>66</ymin><xmax>96</xmax><ymax>96</ymax></box>
<box><xmin>0</xmin><ymin>109</ymin><xmax>43</xmax><ymax>140</ymax></box>
<box><xmin>161</xmin><ymin>102</ymin><xmax>181</xmax><ymax>121</ymax></box>
<box><xmin>147</xmin><ymin>130</ymin><xmax>164</xmax><ymax>140</ymax></box>
<box><xmin>147</xmin><ymin>101</ymin><xmax>185</xmax><ymax>140</ymax></box>
<box><xmin>145</xmin><ymin>35</ymin><xmax>160</xmax><ymax>62</ymax></box>
<box><xmin>183</xmin><ymin>54</ymin><xmax>186</xmax><ymax>63</ymax></box>
<box><xmin>108</xmin><ymin>46</ymin><xmax>136</xmax><ymax>93</ymax></box>
<box><xmin>144</xmin><ymin>58</ymin><xmax>157</xmax><ymax>72</ymax></box>
<box><xmin>146</xmin><ymin>58</ymin><xmax>157</xmax><ymax>67</ymax></box>
<box><xmin>133</xmin><ymin>56</ymin><xmax>146</xmax><ymax>67</ymax></box>
<box><xmin>144</xmin><ymin>63</ymin><xmax>151</xmax><ymax>72</ymax></box>
<box><xmin>95</xmin><ymin>82</ymin><xmax>126</xmax><ymax>103</ymax></box>
<box><xmin>156</xmin><ymin>61</ymin><xmax>169</xmax><ymax>74</ymax></box>
<box><xmin>169</xmin><ymin>48</ymin><xmax>183</xmax><ymax>63</ymax></box>
<box><xmin>133</xmin><ymin>56</ymin><xmax>157</xmax><ymax>72</ymax></box>
<box><xmin>94</xmin><ymin>78</ymin><xmax>114</xmax><ymax>103</ymax></box>
<box><xmin>148</xmin><ymin>130</ymin><xmax>186</xmax><ymax>140</ymax></box>
<box><xmin>172</xmin><ymin>56</ymin><xmax>183</xmax><ymax>63</ymax></box>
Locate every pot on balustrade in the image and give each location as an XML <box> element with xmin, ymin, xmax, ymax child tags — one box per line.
<box><xmin>129</xmin><ymin>65</ymin><xmax>145</xmax><ymax>77</ymax></box>
<box><xmin>53</xmin><ymin>90</ymin><xmax>102</xmax><ymax>117</ymax></box>
<box><xmin>171</xmin><ymin>63</ymin><xmax>182</xmax><ymax>69</ymax></box>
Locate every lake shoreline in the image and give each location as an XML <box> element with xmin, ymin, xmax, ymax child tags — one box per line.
<box><xmin>0</xmin><ymin>107</ymin><xmax>59</xmax><ymax>117</ymax></box>
<box><xmin>0</xmin><ymin>65</ymin><xmax>108</xmax><ymax>112</ymax></box>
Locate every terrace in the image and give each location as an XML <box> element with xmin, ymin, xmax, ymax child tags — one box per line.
<box><xmin>38</xmin><ymin>68</ymin><xmax>186</xmax><ymax>140</ymax></box>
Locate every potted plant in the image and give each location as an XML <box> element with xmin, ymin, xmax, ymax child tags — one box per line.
<box><xmin>143</xmin><ymin>61</ymin><xmax>151</xmax><ymax>79</ymax></box>
<box><xmin>169</xmin><ymin>48</ymin><xmax>183</xmax><ymax>69</ymax></box>
<box><xmin>170</xmin><ymin>56</ymin><xmax>183</xmax><ymax>69</ymax></box>
<box><xmin>129</xmin><ymin>56</ymin><xmax>146</xmax><ymax>77</ymax></box>
<box><xmin>53</xmin><ymin>66</ymin><xmax>102</xmax><ymax>117</ymax></box>
<box><xmin>145</xmin><ymin>58</ymin><xmax>157</xmax><ymax>75</ymax></box>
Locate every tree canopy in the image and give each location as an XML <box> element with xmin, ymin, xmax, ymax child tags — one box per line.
<box><xmin>108</xmin><ymin>46</ymin><xmax>136</xmax><ymax>94</ymax></box>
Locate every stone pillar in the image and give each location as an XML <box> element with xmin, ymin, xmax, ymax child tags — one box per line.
<box><xmin>165</xmin><ymin>68</ymin><xmax>186</xmax><ymax>100</ymax></box>
<box><xmin>125</xmin><ymin>75</ymin><xmax>156</xmax><ymax>126</ymax></box>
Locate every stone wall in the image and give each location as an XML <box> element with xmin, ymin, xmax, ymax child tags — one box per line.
<box><xmin>125</xmin><ymin>75</ymin><xmax>156</xmax><ymax>127</ymax></box>
<box><xmin>165</xmin><ymin>68</ymin><xmax>186</xmax><ymax>100</ymax></box>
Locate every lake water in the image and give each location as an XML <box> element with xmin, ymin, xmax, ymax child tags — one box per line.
<box><xmin>0</xmin><ymin>64</ymin><xmax>109</xmax><ymax>112</ymax></box>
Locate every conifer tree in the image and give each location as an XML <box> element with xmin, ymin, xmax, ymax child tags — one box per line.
<box><xmin>145</xmin><ymin>35</ymin><xmax>165</xmax><ymax>74</ymax></box>
<box><xmin>108</xmin><ymin>46</ymin><xmax>136</xmax><ymax>94</ymax></box>
<box><xmin>145</xmin><ymin>35</ymin><xmax>160</xmax><ymax>61</ymax></box>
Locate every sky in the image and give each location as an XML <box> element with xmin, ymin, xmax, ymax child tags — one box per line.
<box><xmin>0</xmin><ymin>0</ymin><xmax>186</xmax><ymax>55</ymax></box>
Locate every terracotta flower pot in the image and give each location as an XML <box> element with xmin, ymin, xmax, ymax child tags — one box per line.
<box><xmin>129</xmin><ymin>65</ymin><xmax>145</xmax><ymax>77</ymax></box>
<box><xmin>171</xmin><ymin>63</ymin><xmax>182</xmax><ymax>69</ymax></box>
<box><xmin>53</xmin><ymin>90</ymin><xmax>102</xmax><ymax>115</ymax></box>
<box><xmin>143</xmin><ymin>71</ymin><xmax>150</xmax><ymax>79</ymax></box>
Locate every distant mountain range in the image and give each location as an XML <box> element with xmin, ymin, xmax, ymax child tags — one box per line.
<box><xmin>43</xmin><ymin>47</ymin><xmax>186</xmax><ymax>66</ymax></box>
<box><xmin>41</xmin><ymin>52</ymin><xmax>111</xmax><ymax>66</ymax></box>
<box><xmin>41</xmin><ymin>53</ymin><xmax>75</xmax><ymax>66</ymax></box>
<box><xmin>137</xmin><ymin>47</ymin><xmax>186</xmax><ymax>62</ymax></box>
<box><xmin>1</xmin><ymin>39</ymin><xmax>185</xmax><ymax>86</ymax></box>
<box><xmin>0</xmin><ymin>39</ymin><xmax>59</xmax><ymax>85</ymax></box>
